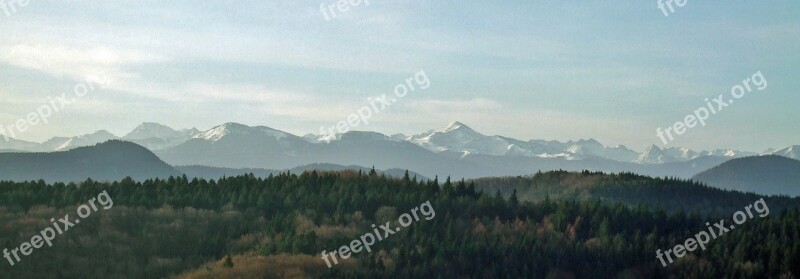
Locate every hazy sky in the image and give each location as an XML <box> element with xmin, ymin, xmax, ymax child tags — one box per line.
<box><xmin>0</xmin><ymin>0</ymin><xmax>798</xmax><ymax>151</ymax></box>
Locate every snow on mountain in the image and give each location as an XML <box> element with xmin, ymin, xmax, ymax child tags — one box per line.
<box><xmin>701</xmin><ymin>149</ymin><xmax>757</xmax><ymax>158</ymax></box>
<box><xmin>636</xmin><ymin>146</ymin><xmax>730</xmax><ymax>164</ymax></box>
<box><xmin>156</xmin><ymin>123</ymin><xmax>314</xmax><ymax>170</ymax></box>
<box><xmin>302</xmin><ymin>133</ymin><xmax>324</xmax><ymax>143</ymax></box>
<box><xmin>636</xmin><ymin>145</ymin><xmax>676</xmax><ymax>164</ymax></box>
<box><xmin>565</xmin><ymin>139</ymin><xmax>604</xmax><ymax>154</ymax></box>
<box><xmin>633</xmin><ymin>146</ymin><xmax>755</xmax><ymax>165</ymax></box>
<box><xmin>595</xmin><ymin>145</ymin><xmax>639</xmax><ymax>162</ymax></box>
<box><xmin>391</xmin><ymin>133</ymin><xmax>409</xmax><ymax>141</ymax></box>
<box><xmin>528</xmin><ymin>139</ymin><xmax>570</xmax><ymax>151</ymax></box>
<box><xmin>663</xmin><ymin>147</ymin><xmax>700</xmax><ymax>161</ymax></box>
<box><xmin>302</xmin><ymin>131</ymin><xmax>343</xmax><ymax>143</ymax></box>
<box><xmin>563</xmin><ymin>139</ymin><xmax>639</xmax><ymax>162</ymax></box>
<box><xmin>11</xmin><ymin>120</ymin><xmax>796</xmax><ymax>172</ymax></box>
<box><xmin>124</xmin><ymin>122</ymin><xmax>184</xmax><ymax>140</ymax></box>
<box><xmin>508</xmin><ymin>143</ymin><xmax>580</xmax><ymax>159</ymax></box>
<box><xmin>123</xmin><ymin>123</ymin><xmax>195</xmax><ymax>150</ymax></box>
<box><xmin>330</xmin><ymin>131</ymin><xmax>403</xmax><ymax>143</ymax></box>
<box><xmin>409</xmin><ymin>121</ymin><xmax>521</xmax><ymax>155</ymax></box>
<box><xmin>193</xmin><ymin>123</ymin><xmax>291</xmax><ymax>142</ymax></box>
<box><xmin>42</xmin><ymin>130</ymin><xmax>119</xmax><ymax>151</ymax></box>
<box><xmin>772</xmin><ymin>145</ymin><xmax>799</xmax><ymax>160</ymax></box>
<box><xmin>305</xmin><ymin>131</ymin><xmax>405</xmax><ymax>144</ymax></box>
<box><xmin>179</xmin><ymin>128</ymin><xmax>201</xmax><ymax>138</ymax></box>
<box><xmin>499</xmin><ymin>137</ymin><xmax>569</xmax><ymax>158</ymax></box>
<box><xmin>41</xmin><ymin>137</ymin><xmax>71</xmax><ymax>150</ymax></box>
<box><xmin>409</xmin><ymin>122</ymin><xmax>632</xmax><ymax>161</ymax></box>
<box><xmin>194</xmin><ymin>123</ymin><xmax>243</xmax><ymax>141</ymax></box>
<box><xmin>503</xmin><ymin>143</ymin><xmax>540</xmax><ymax>157</ymax></box>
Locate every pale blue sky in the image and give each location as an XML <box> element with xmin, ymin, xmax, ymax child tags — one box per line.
<box><xmin>0</xmin><ymin>0</ymin><xmax>798</xmax><ymax>151</ymax></box>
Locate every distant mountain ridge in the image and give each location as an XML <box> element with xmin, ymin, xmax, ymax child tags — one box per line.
<box><xmin>0</xmin><ymin>140</ymin><xmax>180</xmax><ymax>182</ymax></box>
<box><xmin>0</xmin><ymin>137</ymin><xmax>41</xmax><ymax>152</ymax></box>
<box><xmin>772</xmin><ymin>145</ymin><xmax>799</xmax><ymax>160</ymax></box>
<box><xmin>0</xmin><ymin>138</ymin><xmax>431</xmax><ymax>182</ymax></box>
<box><xmin>2</xmin><ymin>121</ymin><xmax>797</xmax><ymax>180</ymax></box>
<box><xmin>153</xmin><ymin>122</ymin><xmax>733</xmax><ymax>179</ymax></box>
<box><xmin>3</xmin><ymin>121</ymin><xmax>792</xmax><ymax>162</ymax></box>
<box><xmin>42</xmin><ymin>130</ymin><xmax>119</xmax><ymax>151</ymax></box>
<box><xmin>692</xmin><ymin>155</ymin><xmax>800</xmax><ymax>197</ymax></box>
<box><xmin>123</xmin><ymin>122</ymin><xmax>200</xmax><ymax>150</ymax></box>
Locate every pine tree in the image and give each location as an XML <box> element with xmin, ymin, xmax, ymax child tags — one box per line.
<box><xmin>509</xmin><ymin>189</ymin><xmax>519</xmax><ymax>207</ymax></box>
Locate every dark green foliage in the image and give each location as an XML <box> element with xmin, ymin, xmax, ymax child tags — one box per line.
<box><xmin>472</xmin><ymin>170</ymin><xmax>800</xmax><ymax>215</ymax></box>
<box><xmin>0</xmin><ymin>170</ymin><xmax>797</xmax><ymax>278</ymax></box>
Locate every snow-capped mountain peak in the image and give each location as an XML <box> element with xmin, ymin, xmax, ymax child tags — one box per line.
<box><xmin>441</xmin><ymin>121</ymin><xmax>471</xmax><ymax>133</ymax></box>
<box><xmin>562</xmin><ymin>139</ymin><xmax>639</xmax><ymax>162</ymax></box>
<box><xmin>310</xmin><ymin>131</ymin><xmax>403</xmax><ymax>144</ymax></box>
<box><xmin>194</xmin><ymin>123</ymin><xmax>291</xmax><ymax>142</ymax></box>
<box><xmin>121</xmin><ymin>123</ymin><xmax>200</xmax><ymax>151</ymax></box>
<box><xmin>179</xmin><ymin>128</ymin><xmax>201</xmax><ymax>138</ymax></box>
<box><xmin>194</xmin><ymin>123</ymin><xmax>239</xmax><ymax>141</ymax></box>
<box><xmin>124</xmin><ymin>122</ymin><xmax>183</xmax><ymax>140</ymax></box>
<box><xmin>45</xmin><ymin>130</ymin><xmax>119</xmax><ymax>151</ymax></box>
<box><xmin>565</xmin><ymin>139</ymin><xmax>603</xmax><ymax>154</ymax></box>
<box><xmin>341</xmin><ymin>131</ymin><xmax>402</xmax><ymax>142</ymax></box>
<box><xmin>410</xmin><ymin>121</ymin><xmax>501</xmax><ymax>154</ymax></box>
<box><xmin>4</xmin><ymin>121</ymin><xmax>794</xmax><ymax>167</ymax></box>
<box><xmin>772</xmin><ymin>145</ymin><xmax>799</xmax><ymax>160</ymax></box>
<box><xmin>701</xmin><ymin>149</ymin><xmax>756</xmax><ymax>158</ymax></box>
<box><xmin>636</xmin><ymin>145</ymin><xmax>670</xmax><ymax>164</ymax></box>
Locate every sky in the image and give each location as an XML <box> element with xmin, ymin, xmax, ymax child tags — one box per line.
<box><xmin>0</xmin><ymin>0</ymin><xmax>798</xmax><ymax>152</ymax></box>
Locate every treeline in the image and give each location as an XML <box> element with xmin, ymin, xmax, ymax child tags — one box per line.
<box><xmin>471</xmin><ymin>170</ymin><xmax>800</xmax><ymax>214</ymax></box>
<box><xmin>0</xmin><ymin>171</ymin><xmax>798</xmax><ymax>278</ymax></box>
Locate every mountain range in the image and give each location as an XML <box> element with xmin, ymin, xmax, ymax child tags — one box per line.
<box><xmin>1</xmin><ymin>121</ymin><xmax>797</xmax><ymax>180</ymax></box>
<box><xmin>0</xmin><ymin>140</ymin><xmax>427</xmax><ymax>183</ymax></box>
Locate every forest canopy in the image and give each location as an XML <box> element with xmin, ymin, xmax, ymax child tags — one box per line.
<box><xmin>0</xmin><ymin>170</ymin><xmax>797</xmax><ymax>278</ymax></box>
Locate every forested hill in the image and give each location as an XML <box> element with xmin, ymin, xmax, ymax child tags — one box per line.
<box><xmin>0</xmin><ymin>171</ymin><xmax>798</xmax><ymax>278</ymax></box>
<box><xmin>471</xmin><ymin>170</ymin><xmax>800</xmax><ymax>215</ymax></box>
<box><xmin>0</xmin><ymin>140</ymin><xmax>180</xmax><ymax>182</ymax></box>
<box><xmin>693</xmin><ymin>155</ymin><xmax>800</xmax><ymax>197</ymax></box>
